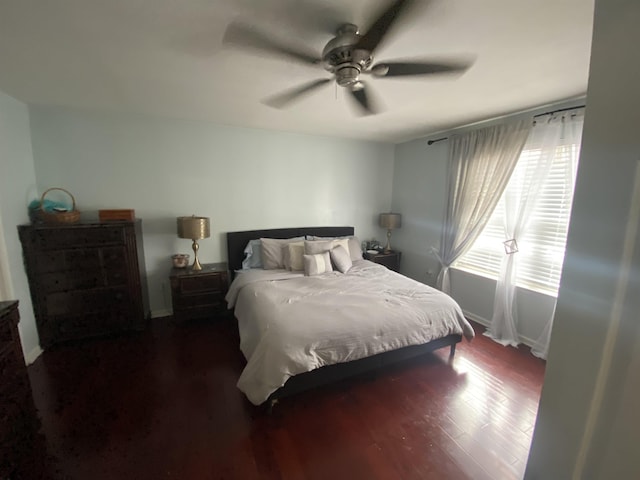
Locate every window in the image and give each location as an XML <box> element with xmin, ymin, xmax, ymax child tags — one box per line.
<box><xmin>454</xmin><ymin>125</ymin><xmax>582</xmax><ymax>296</ymax></box>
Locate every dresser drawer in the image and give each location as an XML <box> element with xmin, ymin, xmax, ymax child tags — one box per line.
<box><xmin>34</xmin><ymin>249</ymin><xmax>101</xmax><ymax>274</ymax></box>
<box><xmin>0</xmin><ymin>316</ymin><xmax>13</xmax><ymax>344</ymax></box>
<box><xmin>33</xmin><ymin>225</ymin><xmax>126</xmax><ymax>249</ymax></box>
<box><xmin>56</xmin><ymin>309</ymin><xmax>130</xmax><ymax>339</ymax></box>
<box><xmin>45</xmin><ymin>287</ymin><xmax>130</xmax><ymax>316</ymax></box>
<box><xmin>40</xmin><ymin>270</ymin><xmax>103</xmax><ymax>293</ymax></box>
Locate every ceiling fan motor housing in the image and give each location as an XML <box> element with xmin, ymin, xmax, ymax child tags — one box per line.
<box><xmin>322</xmin><ymin>24</ymin><xmax>372</xmax><ymax>87</ymax></box>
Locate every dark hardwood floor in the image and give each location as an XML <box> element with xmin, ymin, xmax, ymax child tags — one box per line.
<box><xmin>26</xmin><ymin>317</ymin><xmax>545</xmax><ymax>480</ymax></box>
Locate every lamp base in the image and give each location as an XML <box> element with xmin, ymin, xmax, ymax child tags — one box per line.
<box><xmin>191</xmin><ymin>239</ymin><xmax>202</xmax><ymax>271</ymax></box>
<box><xmin>383</xmin><ymin>229</ymin><xmax>392</xmax><ymax>253</ymax></box>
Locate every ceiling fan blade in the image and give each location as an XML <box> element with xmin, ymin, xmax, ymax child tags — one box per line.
<box><xmin>281</xmin><ymin>2</ymin><xmax>347</xmax><ymax>36</ymax></box>
<box><xmin>348</xmin><ymin>83</ymin><xmax>379</xmax><ymax>116</ymax></box>
<box><xmin>372</xmin><ymin>60</ymin><xmax>473</xmax><ymax>77</ymax></box>
<box><xmin>355</xmin><ymin>0</ymin><xmax>419</xmax><ymax>53</ymax></box>
<box><xmin>263</xmin><ymin>78</ymin><xmax>332</xmax><ymax>109</ymax></box>
<box><xmin>223</xmin><ymin>22</ymin><xmax>321</xmax><ymax>65</ymax></box>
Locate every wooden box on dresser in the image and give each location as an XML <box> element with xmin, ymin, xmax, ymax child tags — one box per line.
<box><xmin>18</xmin><ymin>220</ymin><xmax>150</xmax><ymax>348</ymax></box>
<box><xmin>0</xmin><ymin>301</ymin><xmax>48</xmax><ymax>479</ymax></box>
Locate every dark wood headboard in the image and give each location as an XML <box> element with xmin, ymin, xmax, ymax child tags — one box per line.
<box><xmin>226</xmin><ymin>226</ymin><xmax>354</xmax><ymax>278</ymax></box>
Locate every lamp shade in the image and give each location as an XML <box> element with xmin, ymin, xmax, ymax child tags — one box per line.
<box><xmin>177</xmin><ymin>216</ymin><xmax>210</xmax><ymax>240</ymax></box>
<box><xmin>379</xmin><ymin>213</ymin><xmax>402</xmax><ymax>230</ymax></box>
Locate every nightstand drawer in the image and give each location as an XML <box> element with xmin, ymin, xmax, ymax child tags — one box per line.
<box><xmin>173</xmin><ymin>291</ymin><xmax>225</xmax><ymax>308</ymax></box>
<box><xmin>179</xmin><ymin>274</ymin><xmax>225</xmax><ymax>293</ymax></box>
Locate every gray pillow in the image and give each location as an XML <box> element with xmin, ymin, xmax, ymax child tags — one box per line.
<box><xmin>330</xmin><ymin>245</ymin><xmax>353</xmax><ymax>273</ymax></box>
<box><xmin>303</xmin><ymin>252</ymin><xmax>333</xmax><ymax>276</ymax></box>
<box><xmin>242</xmin><ymin>239</ymin><xmax>263</xmax><ymax>269</ymax></box>
<box><xmin>261</xmin><ymin>237</ymin><xmax>304</xmax><ymax>269</ymax></box>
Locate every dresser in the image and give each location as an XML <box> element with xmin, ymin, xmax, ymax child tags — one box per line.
<box><xmin>18</xmin><ymin>220</ymin><xmax>150</xmax><ymax>348</ymax></box>
<box><xmin>170</xmin><ymin>262</ymin><xmax>229</xmax><ymax>323</ymax></box>
<box><xmin>0</xmin><ymin>301</ymin><xmax>47</xmax><ymax>478</ymax></box>
<box><xmin>364</xmin><ymin>250</ymin><xmax>401</xmax><ymax>272</ymax></box>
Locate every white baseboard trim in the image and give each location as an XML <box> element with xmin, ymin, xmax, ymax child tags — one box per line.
<box><xmin>151</xmin><ymin>309</ymin><xmax>172</xmax><ymax>319</ymax></box>
<box><xmin>462</xmin><ymin>310</ymin><xmax>536</xmax><ymax>348</ymax></box>
<box><xmin>25</xmin><ymin>345</ymin><xmax>43</xmax><ymax>365</ymax></box>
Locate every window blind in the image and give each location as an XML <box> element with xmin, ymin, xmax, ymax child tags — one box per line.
<box><xmin>454</xmin><ymin>142</ymin><xmax>580</xmax><ymax>296</ymax></box>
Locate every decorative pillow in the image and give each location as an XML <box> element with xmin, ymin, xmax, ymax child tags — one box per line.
<box><xmin>261</xmin><ymin>237</ymin><xmax>304</xmax><ymax>270</ymax></box>
<box><xmin>242</xmin><ymin>239</ymin><xmax>263</xmax><ymax>269</ymax></box>
<box><xmin>304</xmin><ymin>239</ymin><xmax>334</xmax><ymax>255</ymax></box>
<box><xmin>303</xmin><ymin>252</ymin><xmax>333</xmax><ymax>276</ymax></box>
<box><xmin>346</xmin><ymin>237</ymin><xmax>364</xmax><ymax>261</ymax></box>
<box><xmin>308</xmin><ymin>235</ymin><xmax>363</xmax><ymax>262</ymax></box>
<box><xmin>330</xmin><ymin>245</ymin><xmax>353</xmax><ymax>273</ymax></box>
<box><xmin>282</xmin><ymin>241</ymin><xmax>305</xmax><ymax>271</ymax></box>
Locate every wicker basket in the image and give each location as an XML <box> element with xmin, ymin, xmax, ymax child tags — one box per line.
<box><xmin>39</xmin><ymin>188</ymin><xmax>81</xmax><ymax>224</ymax></box>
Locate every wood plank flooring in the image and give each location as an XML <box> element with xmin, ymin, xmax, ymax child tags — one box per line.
<box><xmin>26</xmin><ymin>318</ymin><xmax>545</xmax><ymax>479</ymax></box>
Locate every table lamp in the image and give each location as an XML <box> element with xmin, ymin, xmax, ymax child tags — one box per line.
<box><xmin>379</xmin><ymin>213</ymin><xmax>402</xmax><ymax>253</ymax></box>
<box><xmin>177</xmin><ymin>215</ymin><xmax>210</xmax><ymax>270</ymax></box>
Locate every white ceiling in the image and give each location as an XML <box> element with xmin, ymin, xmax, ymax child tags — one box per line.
<box><xmin>0</xmin><ymin>0</ymin><xmax>594</xmax><ymax>143</ymax></box>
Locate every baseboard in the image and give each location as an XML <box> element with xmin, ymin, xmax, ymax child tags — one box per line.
<box><xmin>25</xmin><ymin>345</ymin><xmax>43</xmax><ymax>365</ymax></box>
<box><xmin>151</xmin><ymin>309</ymin><xmax>172</xmax><ymax>319</ymax></box>
<box><xmin>462</xmin><ymin>310</ymin><xmax>536</xmax><ymax>348</ymax></box>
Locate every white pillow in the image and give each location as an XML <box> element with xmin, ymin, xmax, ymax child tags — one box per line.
<box><xmin>330</xmin><ymin>245</ymin><xmax>353</xmax><ymax>273</ymax></box>
<box><xmin>303</xmin><ymin>252</ymin><xmax>333</xmax><ymax>276</ymax></box>
<box><xmin>282</xmin><ymin>241</ymin><xmax>305</xmax><ymax>271</ymax></box>
<box><xmin>261</xmin><ymin>237</ymin><xmax>304</xmax><ymax>270</ymax></box>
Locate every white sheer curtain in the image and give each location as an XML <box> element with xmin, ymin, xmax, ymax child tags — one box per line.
<box><xmin>530</xmin><ymin>113</ymin><xmax>584</xmax><ymax>358</ymax></box>
<box><xmin>487</xmin><ymin>112</ymin><xmax>584</xmax><ymax>349</ymax></box>
<box><xmin>436</xmin><ymin>120</ymin><xmax>531</xmax><ymax>293</ymax></box>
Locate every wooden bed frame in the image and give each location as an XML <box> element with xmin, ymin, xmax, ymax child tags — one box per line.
<box><xmin>226</xmin><ymin>226</ymin><xmax>462</xmax><ymax>411</ymax></box>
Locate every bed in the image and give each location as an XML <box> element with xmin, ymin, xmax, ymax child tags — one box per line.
<box><xmin>226</xmin><ymin>226</ymin><xmax>474</xmax><ymax>409</ymax></box>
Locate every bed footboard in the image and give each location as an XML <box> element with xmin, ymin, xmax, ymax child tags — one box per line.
<box><xmin>265</xmin><ymin>333</ymin><xmax>462</xmax><ymax>412</ymax></box>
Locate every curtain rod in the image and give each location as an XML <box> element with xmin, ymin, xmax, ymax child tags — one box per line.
<box><xmin>427</xmin><ymin>104</ymin><xmax>587</xmax><ymax>146</ymax></box>
<box><xmin>427</xmin><ymin>137</ymin><xmax>448</xmax><ymax>145</ymax></box>
<box><xmin>532</xmin><ymin>104</ymin><xmax>586</xmax><ymax>118</ymax></box>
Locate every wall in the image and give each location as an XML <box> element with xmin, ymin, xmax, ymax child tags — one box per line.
<box><xmin>0</xmin><ymin>90</ymin><xmax>40</xmax><ymax>363</ymax></box>
<box><xmin>28</xmin><ymin>106</ymin><xmax>395</xmax><ymax>316</ymax></box>
<box><xmin>391</xmin><ymin>99</ymin><xmax>584</xmax><ymax>344</ymax></box>
<box><xmin>526</xmin><ymin>0</ymin><xmax>640</xmax><ymax>478</ymax></box>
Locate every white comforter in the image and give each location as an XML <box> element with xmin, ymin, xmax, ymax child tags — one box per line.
<box><xmin>226</xmin><ymin>260</ymin><xmax>474</xmax><ymax>405</ymax></box>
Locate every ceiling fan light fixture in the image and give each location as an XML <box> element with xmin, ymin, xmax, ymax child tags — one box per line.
<box><xmin>336</xmin><ymin>66</ymin><xmax>361</xmax><ymax>86</ymax></box>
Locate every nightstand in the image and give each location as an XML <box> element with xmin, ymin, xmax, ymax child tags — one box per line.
<box><xmin>364</xmin><ymin>250</ymin><xmax>401</xmax><ymax>272</ymax></box>
<box><xmin>170</xmin><ymin>262</ymin><xmax>229</xmax><ymax>323</ymax></box>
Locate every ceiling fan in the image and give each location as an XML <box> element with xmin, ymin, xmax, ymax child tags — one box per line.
<box><xmin>223</xmin><ymin>0</ymin><xmax>473</xmax><ymax>115</ymax></box>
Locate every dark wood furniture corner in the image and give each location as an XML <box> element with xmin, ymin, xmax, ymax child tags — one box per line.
<box><xmin>18</xmin><ymin>220</ymin><xmax>150</xmax><ymax>349</ymax></box>
<box><xmin>170</xmin><ymin>262</ymin><xmax>229</xmax><ymax>323</ymax></box>
<box><xmin>364</xmin><ymin>250</ymin><xmax>401</xmax><ymax>272</ymax></box>
<box><xmin>0</xmin><ymin>301</ymin><xmax>48</xmax><ymax>478</ymax></box>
